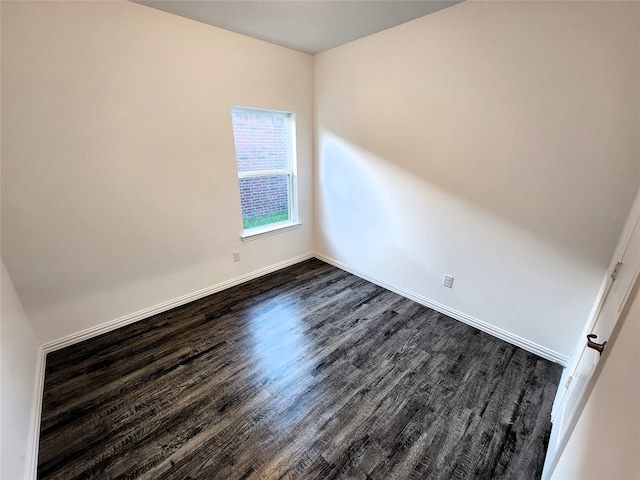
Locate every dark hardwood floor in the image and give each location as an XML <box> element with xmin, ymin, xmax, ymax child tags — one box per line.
<box><xmin>38</xmin><ymin>259</ymin><xmax>562</xmax><ymax>479</ymax></box>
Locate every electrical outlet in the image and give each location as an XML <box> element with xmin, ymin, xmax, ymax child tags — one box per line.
<box><xmin>233</xmin><ymin>251</ymin><xmax>240</xmax><ymax>262</ymax></box>
<box><xmin>443</xmin><ymin>275</ymin><xmax>454</xmax><ymax>288</ymax></box>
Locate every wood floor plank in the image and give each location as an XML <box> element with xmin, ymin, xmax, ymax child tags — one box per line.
<box><xmin>38</xmin><ymin>258</ymin><xmax>562</xmax><ymax>479</ymax></box>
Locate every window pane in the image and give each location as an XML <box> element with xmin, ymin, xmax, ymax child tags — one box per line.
<box><xmin>232</xmin><ymin>111</ymin><xmax>289</xmax><ymax>173</ymax></box>
<box><xmin>239</xmin><ymin>175</ymin><xmax>290</xmax><ymax>229</ymax></box>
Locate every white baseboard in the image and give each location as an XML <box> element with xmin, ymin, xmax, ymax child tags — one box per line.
<box><xmin>41</xmin><ymin>253</ymin><xmax>315</xmax><ymax>353</ymax></box>
<box><xmin>29</xmin><ymin>250</ymin><xmax>566</xmax><ymax>478</ymax></box>
<box><xmin>40</xmin><ymin>250</ymin><xmax>568</xmax><ymax>365</ymax></box>
<box><xmin>314</xmin><ymin>252</ymin><xmax>569</xmax><ymax>366</ymax></box>
<box><xmin>26</xmin><ymin>346</ymin><xmax>46</xmax><ymax>480</ymax></box>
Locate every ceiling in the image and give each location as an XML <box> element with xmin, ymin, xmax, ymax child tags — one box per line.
<box><xmin>133</xmin><ymin>1</ymin><xmax>462</xmax><ymax>55</ymax></box>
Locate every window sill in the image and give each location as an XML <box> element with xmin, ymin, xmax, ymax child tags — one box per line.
<box><xmin>241</xmin><ymin>222</ymin><xmax>301</xmax><ymax>242</ymax></box>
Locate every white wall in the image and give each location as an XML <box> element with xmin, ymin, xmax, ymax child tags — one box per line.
<box><xmin>1</xmin><ymin>260</ymin><xmax>42</xmax><ymax>480</ymax></box>
<box><xmin>550</xmin><ymin>278</ymin><xmax>640</xmax><ymax>479</ymax></box>
<box><xmin>313</xmin><ymin>1</ymin><xmax>640</xmax><ymax>360</ymax></box>
<box><xmin>1</xmin><ymin>1</ymin><xmax>314</xmax><ymax>345</ymax></box>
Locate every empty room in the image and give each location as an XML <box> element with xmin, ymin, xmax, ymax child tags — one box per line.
<box><xmin>1</xmin><ymin>1</ymin><xmax>639</xmax><ymax>479</ymax></box>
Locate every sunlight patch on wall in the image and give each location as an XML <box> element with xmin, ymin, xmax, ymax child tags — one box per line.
<box><xmin>316</xmin><ymin>129</ymin><xmax>605</xmax><ymax>357</ymax></box>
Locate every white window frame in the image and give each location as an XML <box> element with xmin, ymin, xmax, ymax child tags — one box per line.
<box><xmin>231</xmin><ymin>106</ymin><xmax>300</xmax><ymax>241</ymax></box>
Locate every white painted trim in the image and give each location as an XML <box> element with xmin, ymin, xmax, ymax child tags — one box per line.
<box><xmin>41</xmin><ymin>253</ymin><xmax>314</xmax><ymax>353</ymax></box>
<box><xmin>552</xmin><ymin>188</ymin><xmax>640</xmax><ymax>421</ymax></box>
<box><xmin>25</xmin><ymin>346</ymin><xmax>46</xmax><ymax>480</ymax></box>
<box><xmin>30</xmin><ymin>249</ymin><xmax>567</xmax><ymax>477</ymax></box>
<box><xmin>241</xmin><ymin>222</ymin><xmax>301</xmax><ymax>242</ymax></box>
<box><xmin>542</xmin><ymin>187</ymin><xmax>640</xmax><ymax>480</ymax></box>
<box><xmin>314</xmin><ymin>252</ymin><xmax>569</xmax><ymax>366</ymax></box>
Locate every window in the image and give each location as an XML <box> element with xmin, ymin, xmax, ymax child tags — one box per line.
<box><xmin>231</xmin><ymin>107</ymin><xmax>299</xmax><ymax>239</ymax></box>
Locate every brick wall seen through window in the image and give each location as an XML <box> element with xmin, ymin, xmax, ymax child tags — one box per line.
<box><xmin>231</xmin><ymin>108</ymin><xmax>296</xmax><ymax>232</ymax></box>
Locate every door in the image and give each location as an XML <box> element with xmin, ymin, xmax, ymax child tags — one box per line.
<box><xmin>544</xmin><ymin>193</ymin><xmax>640</xmax><ymax>479</ymax></box>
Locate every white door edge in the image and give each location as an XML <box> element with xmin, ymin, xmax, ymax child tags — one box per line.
<box><xmin>543</xmin><ymin>187</ymin><xmax>640</xmax><ymax>480</ymax></box>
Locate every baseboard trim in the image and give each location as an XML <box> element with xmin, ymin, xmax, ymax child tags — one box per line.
<box><xmin>26</xmin><ymin>346</ymin><xmax>46</xmax><ymax>480</ymax></box>
<box><xmin>39</xmin><ymin>249</ymin><xmax>567</xmax><ymax>358</ymax></box>
<box><xmin>314</xmin><ymin>253</ymin><xmax>569</xmax><ymax>366</ymax></box>
<box><xmin>29</xmin><ymin>250</ymin><xmax>566</xmax><ymax>478</ymax></box>
<box><xmin>42</xmin><ymin>253</ymin><xmax>315</xmax><ymax>353</ymax></box>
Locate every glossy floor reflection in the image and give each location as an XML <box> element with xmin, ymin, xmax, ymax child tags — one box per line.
<box><xmin>38</xmin><ymin>259</ymin><xmax>562</xmax><ymax>479</ymax></box>
<box><xmin>247</xmin><ymin>301</ymin><xmax>320</xmax><ymax>425</ymax></box>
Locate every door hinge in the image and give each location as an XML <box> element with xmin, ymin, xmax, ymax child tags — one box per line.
<box><xmin>564</xmin><ymin>375</ymin><xmax>573</xmax><ymax>389</ymax></box>
<box><xmin>611</xmin><ymin>261</ymin><xmax>623</xmax><ymax>281</ymax></box>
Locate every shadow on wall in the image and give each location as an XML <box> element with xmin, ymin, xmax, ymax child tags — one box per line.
<box><xmin>325</xmin><ymin>79</ymin><xmax>637</xmax><ymax>271</ymax></box>
<box><xmin>318</xmin><ymin>130</ymin><xmax>606</xmax><ymax>274</ymax></box>
<box><xmin>313</xmin><ymin>0</ymin><xmax>639</xmax><ymax>271</ymax></box>
<box><xmin>316</xmin><ymin>130</ymin><xmax>610</xmax><ymax>356</ymax></box>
